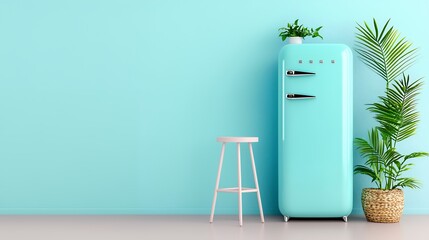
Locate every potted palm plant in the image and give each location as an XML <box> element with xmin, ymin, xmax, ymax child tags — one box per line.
<box><xmin>354</xmin><ymin>18</ymin><xmax>428</xmax><ymax>223</ymax></box>
<box><xmin>278</xmin><ymin>19</ymin><xmax>323</xmax><ymax>44</ymax></box>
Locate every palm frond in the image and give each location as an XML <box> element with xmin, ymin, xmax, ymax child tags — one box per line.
<box><xmin>368</xmin><ymin>75</ymin><xmax>423</xmax><ymax>144</ymax></box>
<box><xmin>404</xmin><ymin>152</ymin><xmax>429</xmax><ymax>160</ymax></box>
<box><xmin>354</xmin><ymin>129</ymin><xmax>385</xmax><ymax>187</ymax></box>
<box><xmin>392</xmin><ymin>177</ymin><xmax>421</xmax><ymax>189</ymax></box>
<box><xmin>354</xmin><ymin>165</ymin><xmax>377</xmax><ymax>181</ymax></box>
<box><xmin>382</xmin><ymin>148</ymin><xmax>402</xmax><ymax>166</ymax></box>
<box><xmin>355</xmin><ymin>19</ymin><xmax>417</xmax><ymax>85</ymax></box>
<box><xmin>354</xmin><ymin>129</ymin><xmax>384</xmax><ymax>166</ymax></box>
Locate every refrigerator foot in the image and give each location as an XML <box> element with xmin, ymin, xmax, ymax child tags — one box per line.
<box><xmin>342</xmin><ymin>216</ymin><xmax>348</xmax><ymax>222</ymax></box>
<box><xmin>284</xmin><ymin>216</ymin><xmax>289</xmax><ymax>222</ymax></box>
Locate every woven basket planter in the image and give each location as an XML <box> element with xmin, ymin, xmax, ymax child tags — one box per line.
<box><xmin>362</xmin><ymin>188</ymin><xmax>404</xmax><ymax>223</ymax></box>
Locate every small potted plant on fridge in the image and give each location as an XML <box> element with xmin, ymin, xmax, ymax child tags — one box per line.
<box><xmin>278</xmin><ymin>19</ymin><xmax>323</xmax><ymax>44</ymax></box>
<box><xmin>354</xmin><ymin>18</ymin><xmax>428</xmax><ymax>223</ymax></box>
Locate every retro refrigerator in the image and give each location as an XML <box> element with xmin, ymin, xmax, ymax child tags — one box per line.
<box><xmin>278</xmin><ymin>44</ymin><xmax>353</xmax><ymax>222</ymax></box>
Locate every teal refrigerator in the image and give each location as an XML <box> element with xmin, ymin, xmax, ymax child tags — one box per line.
<box><xmin>278</xmin><ymin>44</ymin><xmax>353</xmax><ymax>222</ymax></box>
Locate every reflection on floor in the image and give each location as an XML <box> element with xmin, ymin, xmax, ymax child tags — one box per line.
<box><xmin>0</xmin><ymin>215</ymin><xmax>427</xmax><ymax>240</ymax></box>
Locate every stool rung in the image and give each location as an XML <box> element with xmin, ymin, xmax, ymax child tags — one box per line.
<box><xmin>217</xmin><ymin>187</ymin><xmax>258</xmax><ymax>193</ymax></box>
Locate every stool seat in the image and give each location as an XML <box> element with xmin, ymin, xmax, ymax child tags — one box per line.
<box><xmin>216</xmin><ymin>136</ymin><xmax>258</xmax><ymax>143</ymax></box>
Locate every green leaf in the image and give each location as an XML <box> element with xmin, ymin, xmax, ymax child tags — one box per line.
<box><xmin>278</xmin><ymin>19</ymin><xmax>323</xmax><ymax>40</ymax></box>
<box><xmin>354</xmin><ymin>165</ymin><xmax>377</xmax><ymax>178</ymax></box>
<box><xmin>404</xmin><ymin>152</ymin><xmax>429</xmax><ymax>160</ymax></box>
<box><xmin>354</xmin><ymin>165</ymin><xmax>380</xmax><ymax>188</ymax></box>
<box><xmin>373</xmin><ymin>18</ymin><xmax>379</xmax><ymax>40</ymax></box>
<box><xmin>368</xmin><ymin>75</ymin><xmax>423</xmax><ymax>143</ymax></box>
<box><xmin>355</xmin><ymin>19</ymin><xmax>417</xmax><ymax>85</ymax></box>
<box><xmin>393</xmin><ymin>177</ymin><xmax>421</xmax><ymax>189</ymax></box>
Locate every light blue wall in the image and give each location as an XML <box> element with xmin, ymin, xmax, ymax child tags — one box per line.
<box><xmin>0</xmin><ymin>0</ymin><xmax>428</xmax><ymax>215</ymax></box>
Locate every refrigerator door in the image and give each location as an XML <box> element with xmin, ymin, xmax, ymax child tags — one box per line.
<box><xmin>278</xmin><ymin>44</ymin><xmax>353</xmax><ymax>218</ymax></box>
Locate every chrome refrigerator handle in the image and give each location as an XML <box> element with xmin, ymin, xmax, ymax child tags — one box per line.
<box><xmin>286</xmin><ymin>70</ymin><xmax>315</xmax><ymax>76</ymax></box>
<box><xmin>286</xmin><ymin>94</ymin><xmax>316</xmax><ymax>99</ymax></box>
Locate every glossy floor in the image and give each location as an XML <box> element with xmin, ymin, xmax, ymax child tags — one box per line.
<box><xmin>0</xmin><ymin>215</ymin><xmax>427</xmax><ymax>240</ymax></box>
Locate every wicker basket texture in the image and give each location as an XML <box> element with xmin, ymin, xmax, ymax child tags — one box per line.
<box><xmin>362</xmin><ymin>188</ymin><xmax>404</xmax><ymax>223</ymax></box>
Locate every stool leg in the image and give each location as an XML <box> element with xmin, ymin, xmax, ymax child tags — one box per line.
<box><xmin>210</xmin><ymin>143</ymin><xmax>225</xmax><ymax>223</ymax></box>
<box><xmin>249</xmin><ymin>143</ymin><xmax>265</xmax><ymax>223</ymax></box>
<box><xmin>237</xmin><ymin>143</ymin><xmax>243</xmax><ymax>226</ymax></box>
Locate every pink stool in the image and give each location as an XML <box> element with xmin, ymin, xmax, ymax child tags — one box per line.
<box><xmin>209</xmin><ymin>137</ymin><xmax>264</xmax><ymax>226</ymax></box>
